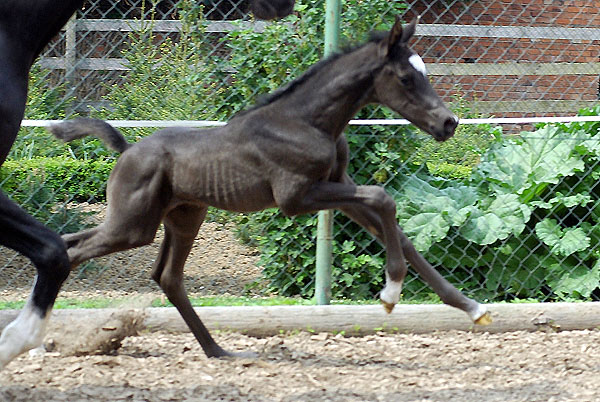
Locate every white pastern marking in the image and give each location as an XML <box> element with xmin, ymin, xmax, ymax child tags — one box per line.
<box><xmin>28</xmin><ymin>345</ymin><xmax>47</xmax><ymax>358</ymax></box>
<box><xmin>0</xmin><ymin>299</ymin><xmax>50</xmax><ymax>369</ymax></box>
<box><xmin>380</xmin><ymin>273</ymin><xmax>403</xmax><ymax>306</ymax></box>
<box><xmin>408</xmin><ymin>54</ymin><xmax>427</xmax><ymax>76</ymax></box>
<box><xmin>468</xmin><ymin>303</ymin><xmax>488</xmax><ymax>322</ymax></box>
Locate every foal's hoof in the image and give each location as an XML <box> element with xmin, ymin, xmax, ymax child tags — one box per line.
<box><xmin>474</xmin><ymin>311</ymin><xmax>493</xmax><ymax>326</ymax></box>
<box><xmin>218</xmin><ymin>349</ymin><xmax>259</xmax><ymax>359</ymax></box>
<box><xmin>380</xmin><ymin>299</ymin><xmax>396</xmax><ymax>314</ymax></box>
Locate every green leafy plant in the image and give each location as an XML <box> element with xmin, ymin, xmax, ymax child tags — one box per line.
<box><xmin>396</xmin><ymin>107</ymin><xmax>600</xmax><ymax>301</ymax></box>
<box><xmin>10</xmin><ymin>64</ymin><xmax>76</xmax><ymax>160</ymax></box>
<box><xmin>250</xmin><ymin>106</ymin><xmax>600</xmax><ymax>302</ymax></box>
<box><xmin>0</xmin><ymin>161</ymin><xmax>102</xmax><ymax>234</ymax></box>
<box><xmin>1</xmin><ymin>157</ymin><xmax>114</xmax><ymax>204</ymax></box>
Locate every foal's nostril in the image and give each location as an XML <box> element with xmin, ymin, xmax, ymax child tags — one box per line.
<box><xmin>443</xmin><ymin>116</ymin><xmax>458</xmax><ymax>135</ymax></box>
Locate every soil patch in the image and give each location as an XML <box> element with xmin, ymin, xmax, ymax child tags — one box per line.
<box><xmin>2</xmin><ymin>329</ymin><xmax>600</xmax><ymax>401</ymax></box>
<box><xmin>0</xmin><ymin>203</ymin><xmax>268</xmax><ymax>302</ymax></box>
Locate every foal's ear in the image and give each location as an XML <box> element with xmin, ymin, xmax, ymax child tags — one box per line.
<box><xmin>401</xmin><ymin>16</ymin><xmax>419</xmax><ymax>44</ymax></box>
<box><xmin>381</xmin><ymin>16</ymin><xmax>419</xmax><ymax>58</ymax></box>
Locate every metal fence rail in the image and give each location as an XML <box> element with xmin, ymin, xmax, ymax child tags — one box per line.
<box><xmin>2</xmin><ymin>0</ymin><xmax>600</xmax><ymax>304</ymax></box>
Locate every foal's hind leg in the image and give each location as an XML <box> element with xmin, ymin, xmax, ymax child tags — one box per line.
<box><xmin>63</xmin><ymin>210</ymin><xmax>163</xmax><ymax>269</ymax></box>
<box><xmin>336</xmin><ymin>174</ymin><xmax>489</xmax><ymax>324</ymax></box>
<box><xmin>151</xmin><ymin>205</ymin><xmax>253</xmax><ymax>358</ymax></box>
<box><xmin>63</xmin><ymin>166</ymin><xmax>167</xmax><ymax>268</ymax></box>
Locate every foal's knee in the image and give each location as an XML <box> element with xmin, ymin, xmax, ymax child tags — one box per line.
<box><xmin>364</xmin><ymin>186</ymin><xmax>396</xmax><ymax>216</ymax></box>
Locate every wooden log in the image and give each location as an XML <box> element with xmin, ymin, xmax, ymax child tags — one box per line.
<box><xmin>142</xmin><ymin>303</ymin><xmax>600</xmax><ymax>335</ymax></box>
<box><xmin>2</xmin><ymin>303</ymin><xmax>600</xmax><ymax>337</ymax></box>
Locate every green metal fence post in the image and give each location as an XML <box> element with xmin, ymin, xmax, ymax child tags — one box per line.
<box><xmin>315</xmin><ymin>0</ymin><xmax>341</xmax><ymax>305</ymax></box>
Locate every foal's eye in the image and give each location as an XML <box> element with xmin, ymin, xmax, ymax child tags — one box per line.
<box><xmin>399</xmin><ymin>76</ymin><xmax>412</xmax><ymax>87</ymax></box>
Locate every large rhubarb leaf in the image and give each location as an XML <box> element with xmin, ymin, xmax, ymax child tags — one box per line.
<box><xmin>459</xmin><ymin>194</ymin><xmax>531</xmax><ymax>245</ymax></box>
<box><xmin>535</xmin><ymin>218</ymin><xmax>590</xmax><ymax>257</ymax></box>
<box><xmin>473</xmin><ymin>126</ymin><xmax>585</xmax><ymax>197</ymax></box>
<box><xmin>395</xmin><ymin>175</ymin><xmax>478</xmax><ymax>251</ymax></box>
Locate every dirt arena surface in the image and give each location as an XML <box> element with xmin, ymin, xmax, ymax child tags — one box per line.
<box><xmin>3</xmin><ymin>206</ymin><xmax>600</xmax><ymax>401</ymax></box>
<box><xmin>0</xmin><ymin>212</ymin><xmax>267</xmax><ymax>302</ymax></box>
<box><xmin>2</xmin><ymin>328</ymin><xmax>600</xmax><ymax>402</ymax></box>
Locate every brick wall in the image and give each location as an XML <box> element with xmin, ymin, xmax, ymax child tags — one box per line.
<box><xmin>404</xmin><ymin>0</ymin><xmax>600</xmax><ymax>117</ymax></box>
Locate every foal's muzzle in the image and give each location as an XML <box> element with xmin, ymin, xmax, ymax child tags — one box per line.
<box><xmin>439</xmin><ymin>115</ymin><xmax>459</xmax><ymax>141</ymax></box>
<box><xmin>429</xmin><ymin>112</ymin><xmax>459</xmax><ymax>142</ymax></box>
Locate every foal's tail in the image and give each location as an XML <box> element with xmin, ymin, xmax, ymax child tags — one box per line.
<box><xmin>49</xmin><ymin>118</ymin><xmax>131</xmax><ymax>154</ymax></box>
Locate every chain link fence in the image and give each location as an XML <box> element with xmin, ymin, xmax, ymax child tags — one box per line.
<box><xmin>2</xmin><ymin>0</ymin><xmax>600</xmax><ymax>304</ymax></box>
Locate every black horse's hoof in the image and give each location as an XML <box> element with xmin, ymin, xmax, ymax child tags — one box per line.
<box><xmin>222</xmin><ymin>349</ymin><xmax>259</xmax><ymax>359</ymax></box>
<box><xmin>207</xmin><ymin>346</ymin><xmax>258</xmax><ymax>359</ymax></box>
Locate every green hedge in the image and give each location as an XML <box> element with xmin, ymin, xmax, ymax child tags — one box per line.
<box><xmin>1</xmin><ymin>157</ymin><xmax>115</xmax><ymax>204</ymax></box>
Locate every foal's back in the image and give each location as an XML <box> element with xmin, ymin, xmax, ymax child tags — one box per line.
<box><xmin>115</xmin><ymin>125</ymin><xmax>281</xmax><ymax>213</ymax></box>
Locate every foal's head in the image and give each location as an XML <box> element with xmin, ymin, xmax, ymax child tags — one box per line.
<box><xmin>372</xmin><ymin>17</ymin><xmax>458</xmax><ymax>141</ymax></box>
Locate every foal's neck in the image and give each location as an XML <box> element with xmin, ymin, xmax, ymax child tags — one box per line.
<box><xmin>283</xmin><ymin>43</ymin><xmax>380</xmax><ymax>137</ymax></box>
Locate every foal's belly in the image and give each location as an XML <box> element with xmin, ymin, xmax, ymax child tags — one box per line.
<box><xmin>171</xmin><ymin>161</ymin><xmax>276</xmax><ymax>213</ymax></box>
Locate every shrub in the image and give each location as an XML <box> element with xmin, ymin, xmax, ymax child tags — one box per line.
<box><xmin>0</xmin><ymin>158</ymin><xmax>111</xmax><ymax>233</ymax></box>
<box><xmin>1</xmin><ymin>157</ymin><xmax>114</xmax><ymax>204</ymax></box>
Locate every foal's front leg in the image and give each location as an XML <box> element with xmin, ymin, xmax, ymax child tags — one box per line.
<box><xmin>280</xmin><ymin>181</ymin><xmax>409</xmax><ymax>307</ymax></box>
<box><xmin>336</xmin><ymin>174</ymin><xmax>490</xmax><ymax>324</ymax></box>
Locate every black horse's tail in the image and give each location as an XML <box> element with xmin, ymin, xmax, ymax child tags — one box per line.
<box><xmin>49</xmin><ymin>118</ymin><xmax>131</xmax><ymax>154</ymax></box>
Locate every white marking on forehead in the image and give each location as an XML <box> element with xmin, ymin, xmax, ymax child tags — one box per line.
<box><xmin>408</xmin><ymin>54</ymin><xmax>427</xmax><ymax>76</ymax></box>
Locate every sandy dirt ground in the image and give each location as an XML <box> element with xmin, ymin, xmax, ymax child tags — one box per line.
<box><xmin>2</xmin><ymin>327</ymin><xmax>600</xmax><ymax>402</ymax></box>
<box><xmin>3</xmin><ymin>205</ymin><xmax>600</xmax><ymax>401</ymax></box>
<box><xmin>0</xmin><ymin>205</ymin><xmax>267</xmax><ymax>302</ymax></box>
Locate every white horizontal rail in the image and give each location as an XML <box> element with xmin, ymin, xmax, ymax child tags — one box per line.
<box><xmin>350</xmin><ymin>116</ymin><xmax>600</xmax><ymax>125</ymax></box>
<box><xmin>20</xmin><ymin>116</ymin><xmax>600</xmax><ymax>128</ymax></box>
<box><xmin>38</xmin><ymin>57</ymin><xmax>600</xmax><ymax>75</ymax></box>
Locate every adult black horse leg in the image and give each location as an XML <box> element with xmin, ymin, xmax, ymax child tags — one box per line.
<box><xmin>0</xmin><ymin>194</ymin><xmax>70</xmax><ymax>368</ymax></box>
<box><xmin>0</xmin><ymin>59</ymin><xmax>70</xmax><ymax>369</ymax></box>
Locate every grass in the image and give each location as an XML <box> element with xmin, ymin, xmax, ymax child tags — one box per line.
<box><xmin>0</xmin><ymin>294</ymin><xmax>452</xmax><ymax>310</ymax></box>
<box><xmin>0</xmin><ymin>296</ymin><xmax>315</xmax><ymax>310</ymax></box>
<box><xmin>0</xmin><ymin>298</ymin><xmax>123</xmax><ymax>310</ymax></box>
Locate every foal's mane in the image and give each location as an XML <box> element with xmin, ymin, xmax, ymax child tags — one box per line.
<box><xmin>231</xmin><ymin>31</ymin><xmax>387</xmax><ymax>120</ymax></box>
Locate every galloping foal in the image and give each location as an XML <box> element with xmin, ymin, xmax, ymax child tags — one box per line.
<box><xmin>0</xmin><ymin>0</ymin><xmax>296</xmax><ymax>369</ymax></box>
<box><xmin>23</xmin><ymin>17</ymin><xmax>493</xmax><ymax>361</ymax></box>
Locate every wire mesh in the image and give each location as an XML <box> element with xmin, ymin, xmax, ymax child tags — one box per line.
<box><xmin>2</xmin><ymin>0</ymin><xmax>600</xmax><ymax>304</ymax></box>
